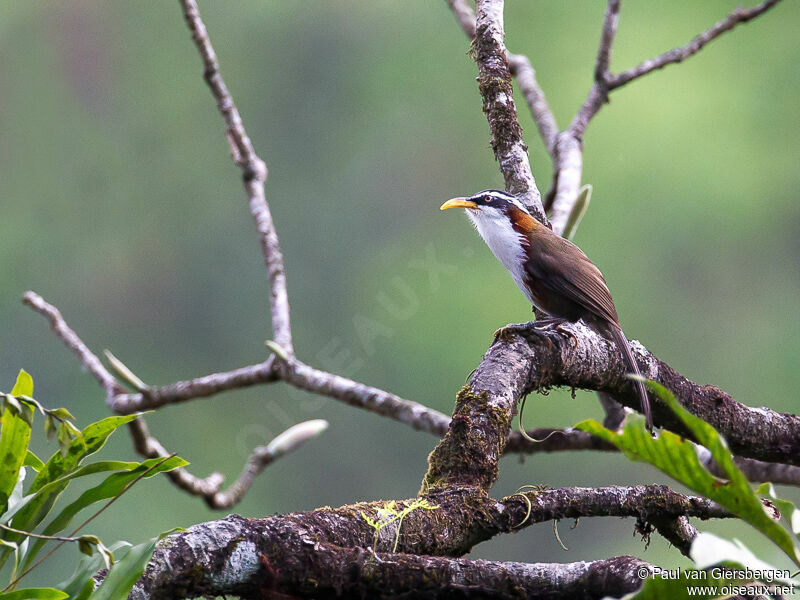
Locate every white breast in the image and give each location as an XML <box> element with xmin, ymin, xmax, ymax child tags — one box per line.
<box><xmin>466</xmin><ymin>209</ymin><xmax>536</xmax><ymax>306</ymax></box>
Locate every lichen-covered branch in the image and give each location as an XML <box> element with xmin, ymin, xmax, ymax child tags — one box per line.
<box><xmin>472</xmin><ymin>0</ymin><xmax>547</xmax><ymax>223</ymax></box>
<box><xmin>446</xmin><ymin>0</ymin><xmax>559</xmax><ymax>153</ymax></box>
<box><xmin>127</xmin><ymin>482</ymin><xmax>743</xmax><ymax>598</ymax></box>
<box><xmin>127</xmin><ymin>513</ymin><xmax>652</xmax><ymax>599</ymax></box>
<box><xmin>490</xmin><ymin>321</ymin><xmax>800</xmax><ymax>467</ymax></box>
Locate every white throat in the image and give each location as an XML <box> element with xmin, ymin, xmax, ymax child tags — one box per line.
<box><xmin>465</xmin><ymin>209</ymin><xmax>534</xmax><ymax>305</ymax></box>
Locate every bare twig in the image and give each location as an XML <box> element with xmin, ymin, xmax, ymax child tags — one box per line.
<box><xmin>550</xmin><ymin>0</ymin><xmax>622</xmax><ymax>234</ymax></box>
<box><xmin>594</xmin><ymin>0</ymin><xmax>621</xmax><ymax>83</ymax></box>
<box><xmin>111</xmin><ymin>358</ymin><xmax>278</xmax><ymax>413</ymax></box>
<box><xmin>127</xmin><ymin>418</ymin><xmax>225</xmax><ymax>498</ymax></box>
<box><xmin>609</xmin><ymin>0</ymin><xmax>783</xmax><ymax>89</ymax></box>
<box><xmin>508</xmin><ymin>53</ymin><xmax>559</xmax><ymax>154</ymax></box>
<box><xmin>23</xmin><ymin>291</ymin><xmax>234</xmax><ymax>502</ymax></box>
<box><xmin>22</xmin><ymin>291</ymin><xmax>123</xmax><ymax>400</ymax></box>
<box><xmin>179</xmin><ymin>0</ymin><xmax>292</xmax><ymax>354</ymax></box>
<box><xmin>204</xmin><ymin>420</ymin><xmax>328</xmax><ymax>510</ymax></box>
<box><xmin>276</xmin><ymin>353</ymin><xmax>452</xmax><ymax>436</ymax></box>
<box><xmin>552</xmin><ymin>0</ymin><xmax>781</xmax><ymax>235</ymax></box>
<box><xmin>0</xmin><ymin>524</ymin><xmax>81</xmax><ymax>544</ymax></box>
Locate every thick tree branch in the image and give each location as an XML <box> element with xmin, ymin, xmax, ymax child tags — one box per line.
<box><xmin>127</xmin><ymin>513</ymin><xmax>652</xmax><ymax>599</ymax></box>
<box><xmin>19</xmin><ymin>1</ymin><xmax>794</xmax><ymax>597</ymax></box>
<box><xmin>650</xmin><ymin>516</ymin><xmax>699</xmax><ymax>558</ymax></box>
<box><xmin>127</xmin><ymin>482</ymin><xmax>747</xmax><ymax>597</ymax></box>
<box><xmin>472</xmin><ymin>0</ymin><xmax>547</xmax><ymax>223</ymax></box>
<box><xmin>446</xmin><ymin>0</ymin><xmax>559</xmax><ymax>153</ymax></box>
<box><xmin>491</xmin><ymin>321</ymin><xmax>800</xmax><ymax>467</ymax></box>
<box><xmin>503</xmin><ymin>485</ymin><xmax>731</xmax><ymax>526</ymax></box>
<box><xmin>179</xmin><ymin>0</ymin><xmax>292</xmax><ymax>354</ymax></box>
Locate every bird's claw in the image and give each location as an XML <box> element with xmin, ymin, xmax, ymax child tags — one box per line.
<box><xmin>534</xmin><ymin>317</ymin><xmax>579</xmax><ymax>349</ymax></box>
<box><xmin>493</xmin><ymin>322</ymin><xmax>535</xmax><ymax>343</ymax></box>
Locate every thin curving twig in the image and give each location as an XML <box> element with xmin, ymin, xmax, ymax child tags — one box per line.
<box><xmin>609</xmin><ymin>0</ymin><xmax>783</xmax><ymax>90</ymax></box>
<box><xmin>179</xmin><ymin>0</ymin><xmax>293</xmax><ymax>354</ymax></box>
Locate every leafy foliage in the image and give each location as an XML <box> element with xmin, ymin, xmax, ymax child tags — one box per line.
<box><xmin>576</xmin><ymin>379</ymin><xmax>800</xmax><ymax>565</ymax></box>
<box><xmin>0</xmin><ymin>371</ymin><xmax>186</xmax><ymax>599</ymax></box>
<box><xmin>577</xmin><ymin>380</ymin><xmax>800</xmax><ymax>598</ymax></box>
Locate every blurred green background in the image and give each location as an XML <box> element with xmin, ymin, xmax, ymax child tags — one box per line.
<box><xmin>1</xmin><ymin>0</ymin><xmax>798</xmax><ymax>587</ymax></box>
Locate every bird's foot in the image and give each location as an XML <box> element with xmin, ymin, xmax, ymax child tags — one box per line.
<box><xmin>493</xmin><ymin>322</ymin><xmax>535</xmax><ymax>343</ymax></box>
<box><xmin>534</xmin><ymin>317</ymin><xmax>579</xmax><ymax>349</ymax></box>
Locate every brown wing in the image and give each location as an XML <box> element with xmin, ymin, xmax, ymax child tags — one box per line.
<box><xmin>524</xmin><ymin>231</ymin><xmax>619</xmax><ymax>325</ymax></box>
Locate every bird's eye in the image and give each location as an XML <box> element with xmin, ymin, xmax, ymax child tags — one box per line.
<box><xmin>484</xmin><ymin>196</ymin><xmax>492</xmax><ymax>203</ymax></box>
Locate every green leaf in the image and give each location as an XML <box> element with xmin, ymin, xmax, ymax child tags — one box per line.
<box><xmin>3</xmin><ymin>396</ymin><xmax>21</xmax><ymax>418</ymax></box>
<box><xmin>43</xmin><ymin>417</ymin><xmax>56</xmax><ymax>442</ymax></box>
<box><xmin>43</xmin><ymin>457</ymin><xmax>187</xmax><ymax>536</ymax></box>
<box><xmin>89</xmin><ymin>529</ymin><xmax>180</xmax><ymax>600</ymax></box>
<box><xmin>691</xmin><ymin>532</ymin><xmax>796</xmax><ymax>582</ymax></box>
<box><xmin>57</xmin><ymin>541</ymin><xmax>132</xmax><ymax>600</ymax></box>
<box><xmin>621</xmin><ymin>533</ymin><xmax>798</xmax><ymax>599</ymax></box>
<box><xmin>0</xmin><ymin>539</ymin><xmax>20</xmax><ymax>582</ymax></box>
<box><xmin>56</xmin><ymin>424</ymin><xmax>72</xmax><ymax>459</ymax></box>
<box><xmin>6</xmin><ymin>415</ymin><xmax>144</xmax><ymax>548</ymax></box>
<box><xmin>10</xmin><ymin>372</ymin><xmax>33</xmax><ymax>398</ymax></box>
<box><xmin>23</xmin><ymin>452</ymin><xmax>43</xmax><ymax>473</ymax></box>
<box><xmin>77</xmin><ymin>538</ymin><xmax>93</xmax><ymax>557</ymax></box>
<box><xmin>7</xmin><ymin>461</ymin><xmax>144</xmax><ymax>528</ymax></box>
<box><xmin>103</xmin><ymin>350</ymin><xmax>148</xmax><ymax>392</ymax></box>
<box><xmin>47</xmin><ymin>408</ymin><xmax>75</xmax><ymax>422</ymax></box>
<box><xmin>6</xmin><ymin>460</ymin><xmax>159</xmax><ymax>568</ymax></box>
<box><xmin>0</xmin><ymin>374</ymin><xmax>34</xmax><ymax>515</ymax></box>
<box><xmin>16</xmin><ymin>396</ymin><xmax>45</xmax><ymax>417</ymax></box>
<box><xmin>757</xmin><ymin>483</ymin><xmax>800</xmax><ymax>536</ymax></box>
<box><xmin>31</xmin><ymin>414</ymin><xmax>142</xmax><ymax>494</ymax></box>
<box><xmin>22</xmin><ymin>457</ymin><xmax>187</xmax><ymax>568</ymax></box>
<box><xmin>75</xmin><ymin>536</ymin><xmax>113</xmax><ymax>570</ymax></box>
<box><xmin>576</xmin><ymin>380</ymin><xmax>800</xmax><ymax>566</ymax></box>
<box><xmin>563</xmin><ymin>184</ymin><xmax>592</xmax><ymax>241</ymax></box>
<box><xmin>16</xmin><ymin>404</ymin><xmax>35</xmax><ymax>429</ymax></box>
<box><xmin>0</xmin><ymin>589</ymin><xmax>68</xmax><ymax>600</ymax></box>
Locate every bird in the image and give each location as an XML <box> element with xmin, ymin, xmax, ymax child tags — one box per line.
<box><xmin>440</xmin><ymin>189</ymin><xmax>653</xmax><ymax>432</ymax></box>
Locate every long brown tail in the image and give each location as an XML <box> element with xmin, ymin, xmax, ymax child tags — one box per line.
<box><xmin>601</xmin><ymin>322</ymin><xmax>653</xmax><ymax>432</ymax></box>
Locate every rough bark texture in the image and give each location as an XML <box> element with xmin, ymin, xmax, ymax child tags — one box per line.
<box><xmin>130</xmin><ymin>513</ymin><xmax>651</xmax><ymax>600</ymax></box>
<box><xmin>128</xmin><ymin>484</ymin><xmax>729</xmax><ymax>599</ymax></box>
<box><xmin>473</xmin><ymin>0</ymin><xmax>547</xmax><ymax>223</ymax></box>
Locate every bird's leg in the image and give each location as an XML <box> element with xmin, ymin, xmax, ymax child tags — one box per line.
<box><xmin>493</xmin><ymin>322</ymin><xmax>537</xmax><ymax>343</ymax></box>
<box><xmin>534</xmin><ymin>316</ymin><xmax>580</xmax><ymax>349</ymax></box>
<box><xmin>533</xmin><ymin>316</ymin><xmax>569</xmax><ymax>329</ymax></box>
